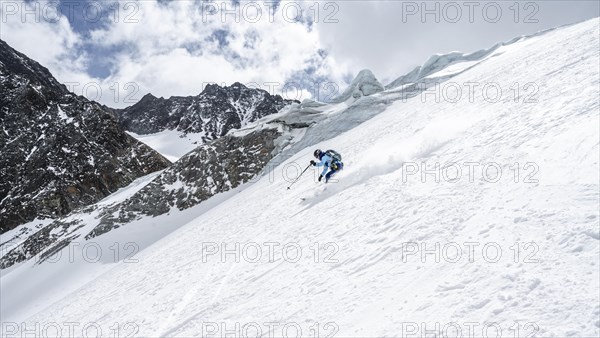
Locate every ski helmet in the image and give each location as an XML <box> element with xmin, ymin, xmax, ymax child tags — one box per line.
<box><xmin>313</xmin><ymin>149</ymin><xmax>322</xmax><ymax>159</ymax></box>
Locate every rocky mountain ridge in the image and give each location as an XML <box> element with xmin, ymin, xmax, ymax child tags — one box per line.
<box><xmin>0</xmin><ymin>39</ymin><xmax>171</xmax><ymax>233</ymax></box>
<box><xmin>117</xmin><ymin>82</ymin><xmax>298</xmax><ymax>139</ymax></box>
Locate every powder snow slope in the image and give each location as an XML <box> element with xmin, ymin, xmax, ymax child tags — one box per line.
<box><xmin>2</xmin><ymin>19</ymin><xmax>599</xmax><ymax>337</ymax></box>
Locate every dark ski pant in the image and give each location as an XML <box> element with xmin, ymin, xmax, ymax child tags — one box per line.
<box><xmin>325</xmin><ymin>162</ymin><xmax>344</xmax><ymax>182</ymax></box>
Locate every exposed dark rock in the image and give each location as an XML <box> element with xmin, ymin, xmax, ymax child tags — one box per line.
<box><xmin>0</xmin><ymin>39</ymin><xmax>171</xmax><ymax>233</ymax></box>
<box><xmin>0</xmin><ymin>126</ymin><xmax>284</xmax><ymax>269</ymax></box>
<box><xmin>88</xmin><ymin>127</ymin><xmax>281</xmax><ymax>238</ymax></box>
<box><xmin>117</xmin><ymin>82</ymin><xmax>297</xmax><ymax>139</ymax></box>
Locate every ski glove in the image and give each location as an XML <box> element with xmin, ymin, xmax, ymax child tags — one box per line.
<box><xmin>318</xmin><ymin>175</ymin><xmax>323</xmax><ymax>182</ymax></box>
<box><xmin>310</xmin><ymin>160</ymin><xmax>316</xmax><ymax>166</ymax></box>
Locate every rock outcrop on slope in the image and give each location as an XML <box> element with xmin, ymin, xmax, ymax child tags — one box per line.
<box><xmin>0</xmin><ymin>125</ymin><xmax>289</xmax><ymax>269</ymax></box>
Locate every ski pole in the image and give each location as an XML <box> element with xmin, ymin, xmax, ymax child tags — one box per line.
<box><xmin>287</xmin><ymin>163</ymin><xmax>312</xmax><ymax>190</ymax></box>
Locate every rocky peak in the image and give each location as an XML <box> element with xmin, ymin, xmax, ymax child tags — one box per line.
<box><xmin>0</xmin><ymin>39</ymin><xmax>171</xmax><ymax>233</ymax></box>
<box><xmin>139</xmin><ymin>92</ymin><xmax>159</xmax><ymax>103</ymax></box>
<box><xmin>117</xmin><ymin>82</ymin><xmax>298</xmax><ymax>137</ymax></box>
<box><xmin>0</xmin><ymin>40</ymin><xmax>66</xmax><ymax>94</ymax></box>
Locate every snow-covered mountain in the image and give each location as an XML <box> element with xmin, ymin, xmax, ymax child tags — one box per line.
<box><xmin>0</xmin><ymin>67</ymin><xmax>392</xmax><ymax>271</ymax></box>
<box><xmin>0</xmin><ymin>99</ymin><xmax>337</xmax><ymax>270</ymax></box>
<box><xmin>0</xmin><ymin>106</ymin><xmax>308</xmax><ymax>271</ymax></box>
<box><xmin>1</xmin><ymin>19</ymin><xmax>599</xmax><ymax>337</ymax></box>
<box><xmin>331</xmin><ymin>69</ymin><xmax>384</xmax><ymax>103</ymax></box>
<box><xmin>0</xmin><ymin>39</ymin><xmax>170</xmax><ymax>234</ymax></box>
<box><xmin>117</xmin><ymin>83</ymin><xmax>298</xmax><ymax>161</ymax></box>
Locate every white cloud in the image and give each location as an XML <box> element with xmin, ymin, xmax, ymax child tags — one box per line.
<box><xmin>314</xmin><ymin>1</ymin><xmax>600</xmax><ymax>85</ymax></box>
<box><xmin>0</xmin><ymin>0</ymin><xmax>90</xmax><ymax>80</ymax></box>
<box><xmin>87</xmin><ymin>0</ymin><xmax>352</xmax><ymax>105</ymax></box>
<box><xmin>1</xmin><ymin>0</ymin><xmax>353</xmax><ymax>107</ymax></box>
<box><xmin>2</xmin><ymin>0</ymin><xmax>596</xmax><ymax>108</ymax></box>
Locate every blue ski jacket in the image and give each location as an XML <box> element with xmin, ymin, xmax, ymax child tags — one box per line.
<box><xmin>315</xmin><ymin>154</ymin><xmax>333</xmax><ymax>176</ymax></box>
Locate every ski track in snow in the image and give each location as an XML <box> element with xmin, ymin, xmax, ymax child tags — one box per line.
<box><xmin>1</xmin><ymin>19</ymin><xmax>599</xmax><ymax>337</ymax></box>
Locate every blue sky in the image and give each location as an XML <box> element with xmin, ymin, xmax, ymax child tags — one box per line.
<box><xmin>1</xmin><ymin>0</ymin><xmax>598</xmax><ymax>108</ymax></box>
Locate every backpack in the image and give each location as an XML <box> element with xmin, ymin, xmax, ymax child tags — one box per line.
<box><xmin>325</xmin><ymin>149</ymin><xmax>342</xmax><ymax>163</ymax></box>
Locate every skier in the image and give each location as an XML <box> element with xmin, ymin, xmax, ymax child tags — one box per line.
<box><xmin>310</xmin><ymin>149</ymin><xmax>344</xmax><ymax>183</ymax></box>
